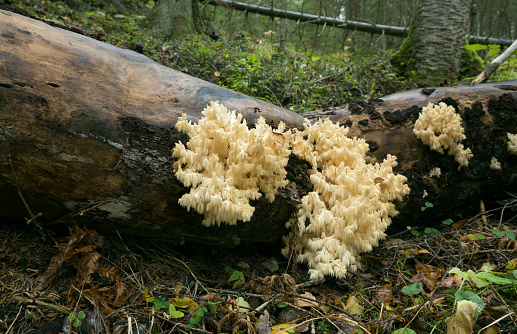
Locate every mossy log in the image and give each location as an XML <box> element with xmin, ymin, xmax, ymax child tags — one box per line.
<box><xmin>1</xmin><ymin>10</ymin><xmax>517</xmax><ymax>246</ymax></box>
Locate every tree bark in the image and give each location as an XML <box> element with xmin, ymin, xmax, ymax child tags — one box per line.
<box><xmin>148</xmin><ymin>0</ymin><xmax>201</xmax><ymax>40</ymax></box>
<box><xmin>391</xmin><ymin>0</ymin><xmax>473</xmax><ymax>85</ymax></box>
<box><xmin>2</xmin><ymin>11</ymin><xmax>517</xmax><ymax>246</ymax></box>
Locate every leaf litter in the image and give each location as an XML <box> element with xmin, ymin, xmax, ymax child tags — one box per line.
<box><xmin>1</xmin><ymin>199</ymin><xmax>517</xmax><ymax>333</ymax></box>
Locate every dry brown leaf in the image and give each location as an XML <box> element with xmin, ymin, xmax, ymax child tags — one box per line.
<box><xmin>293</xmin><ymin>292</ymin><xmax>318</xmax><ymax>308</ymax></box>
<box><xmin>415</xmin><ymin>263</ymin><xmax>443</xmax><ymax>290</ymax></box>
<box><xmin>440</xmin><ymin>276</ymin><xmax>462</xmax><ymax>289</ymax></box>
<box><xmin>376</xmin><ymin>284</ymin><xmax>393</xmax><ymax>303</ymax></box>
<box><xmin>445</xmin><ymin>300</ymin><xmax>478</xmax><ymax>334</ymax></box>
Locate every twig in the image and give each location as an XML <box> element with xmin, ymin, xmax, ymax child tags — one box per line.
<box><xmin>10</xmin><ymin>295</ymin><xmax>69</xmax><ymax>314</ymax></box>
<box><xmin>8</xmin><ymin>154</ymin><xmax>42</xmax><ymax>229</ymax></box>
<box><xmin>476</xmin><ymin>313</ymin><xmax>515</xmax><ymax>334</ymax></box>
<box><xmin>474</xmin><ymin>38</ymin><xmax>517</xmax><ymax>84</ymax></box>
<box><xmin>6</xmin><ymin>306</ymin><xmax>22</xmax><ymax>334</ymax></box>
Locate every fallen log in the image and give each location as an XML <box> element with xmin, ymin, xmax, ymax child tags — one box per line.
<box><xmin>1</xmin><ymin>10</ymin><xmax>517</xmax><ymax>246</ymax></box>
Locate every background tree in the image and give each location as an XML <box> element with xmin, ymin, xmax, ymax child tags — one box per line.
<box><xmin>391</xmin><ymin>0</ymin><xmax>475</xmax><ymax>85</ymax></box>
<box><xmin>148</xmin><ymin>0</ymin><xmax>202</xmax><ymax>40</ymax></box>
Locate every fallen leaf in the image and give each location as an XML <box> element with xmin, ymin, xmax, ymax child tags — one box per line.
<box><xmin>293</xmin><ymin>292</ymin><xmax>318</xmax><ymax>308</ymax></box>
<box><xmin>376</xmin><ymin>284</ymin><xmax>393</xmax><ymax>303</ymax></box>
<box><xmin>452</xmin><ymin>219</ymin><xmax>467</xmax><ymax>228</ymax></box>
<box><xmin>445</xmin><ymin>300</ymin><xmax>478</xmax><ymax>334</ymax></box>
<box><xmin>415</xmin><ymin>263</ymin><xmax>443</xmax><ymax>290</ymax></box>
<box><xmin>482</xmin><ymin>325</ymin><xmax>500</xmax><ymax>334</ymax></box>
<box><xmin>271</xmin><ymin>323</ymin><xmax>297</xmax><ymax>334</ymax></box>
<box><xmin>441</xmin><ymin>276</ymin><xmax>462</xmax><ymax>289</ymax></box>
<box><xmin>345</xmin><ymin>295</ymin><xmax>363</xmax><ymax>315</ymax></box>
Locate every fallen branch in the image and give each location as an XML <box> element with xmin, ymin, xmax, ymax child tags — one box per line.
<box><xmin>475</xmin><ymin>38</ymin><xmax>517</xmax><ymax>84</ymax></box>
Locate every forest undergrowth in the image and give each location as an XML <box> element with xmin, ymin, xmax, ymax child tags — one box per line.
<box><xmin>1</xmin><ymin>1</ymin><xmax>517</xmax><ymax>334</ymax></box>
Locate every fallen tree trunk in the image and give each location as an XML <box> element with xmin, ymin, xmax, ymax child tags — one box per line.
<box><xmin>1</xmin><ymin>10</ymin><xmax>517</xmax><ymax>246</ymax></box>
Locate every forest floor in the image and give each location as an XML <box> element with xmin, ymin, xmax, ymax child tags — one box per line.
<box><xmin>1</xmin><ymin>198</ymin><xmax>517</xmax><ymax>334</ymax></box>
<box><xmin>1</xmin><ymin>1</ymin><xmax>517</xmax><ymax>334</ymax></box>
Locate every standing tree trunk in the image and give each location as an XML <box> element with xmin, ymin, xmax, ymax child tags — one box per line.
<box><xmin>391</xmin><ymin>0</ymin><xmax>472</xmax><ymax>86</ymax></box>
<box><xmin>278</xmin><ymin>0</ymin><xmax>287</xmax><ymax>53</ymax></box>
<box><xmin>148</xmin><ymin>0</ymin><xmax>202</xmax><ymax>40</ymax></box>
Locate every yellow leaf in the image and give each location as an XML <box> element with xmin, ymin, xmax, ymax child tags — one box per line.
<box><xmin>506</xmin><ymin>258</ymin><xmax>517</xmax><ymax>270</ymax></box>
<box><xmin>345</xmin><ymin>295</ymin><xmax>363</xmax><ymax>315</ymax></box>
<box><xmin>171</xmin><ymin>297</ymin><xmax>195</xmax><ymax>309</ymax></box>
<box><xmin>174</xmin><ymin>284</ymin><xmax>185</xmax><ymax>294</ymax></box>
<box><xmin>271</xmin><ymin>323</ymin><xmax>297</xmax><ymax>334</ymax></box>
<box><xmin>102</xmin><ymin>307</ymin><xmax>115</xmax><ymax>315</ymax></box>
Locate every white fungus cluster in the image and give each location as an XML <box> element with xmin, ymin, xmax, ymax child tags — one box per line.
<box><xmin>413</xmin><ymin>102</ymin><xmax>473</xmax><ymax>169</ymax></box>
<box><xmin>282</xmin><ymin>119</ymin><xmax>410</xmax><ymax>280</ymax></box>
<box><xmin>172</xmin><ymin>101</ymin><xmax>290</xmax><ymax>226</ymax></box>
<box><xmin>490</xmin><ymin>157</ymin><xmax>501</xmax><ymax>170</ymax></box>
<box><xmin>429</xmin><ymin>167</ymin><xmax>442</xmax><ymax>178</ymax></box>
<box><xmin>507</xmin><ymin>133</ymin><xmax>517</xmax><ymax>155</ymax></box>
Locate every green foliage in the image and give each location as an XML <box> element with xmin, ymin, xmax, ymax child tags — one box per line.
<box><xmin>492</xmin><ymin>227</ymin><xmax>516</xmax><ymax>240</ymax></box>
<box><xmin>225</xmin><ymin>266</ymin><xmax>245</xmax><ymax>287</ymax></box>
<box><xmin>189</xmin><ymin>306</ymin><xmax>207</xmax><ymax>327</ymax></box>
<box><xmin>454</xmin><ymin>290</ymin><xmax>484</xmax><ymax>317</ymax></box>
<box><xmin>442</xmin><ymin>218</ymin><xmax>454</xmax><ymax>225</ymax></box>
<box><xmin>424</xmin><ymin>227</ymin><xmax>439</xmax><ymax>234</ymax></box>
<box><xmin>68</xmin><ymin>310</ymin><xmax>86</xmax><ymax>328</ymax></box>
<box><xmin>316</xmin><ymin>320</ymin><xmax>330</xmax><ymax>334</ymax></box>
<box><xmin>391</xmin><ymin>329</ymin><xmax>417</xmax><ymax>334</ymax></box>
<box><xmin>154</xmin><ymin>297</ymin><xmax>169</xmax><ymax>310</ymax></box>
<box><xmin>401</xmin><ymin>283</ymin><xmax>423</xmax><ymax>296</ymax></box>
<box><xmin>271</xmin><ymin>260</ymin><xmax>279</xmax><ymax>272</ymax></box>
<box><xmin>232</xmin><ymin>233</ymin><xmax>241</xmax><ymax>245</ymax></box>
<box><xmin>421</xmin><ymin>202</ymin><xmax>433</xmax><ymax>212</ymax></box>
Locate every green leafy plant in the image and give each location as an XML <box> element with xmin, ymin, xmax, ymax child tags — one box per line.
<box><xmin>232</xmin><ymin>233</ymin><xmax>241</xmax><ymax>245</ymax></box>
<box><xmin>401</xmin><ymin>283</ymin><xmax>423</xmax><ymax>296</ymax></box>
<box><xmin>316</xmin><ymin>320</ymin><xmax>330</xmax><ymax>334</ymax></box>
<box><xmin>492</xmin><ymin>227</ymin><xmax>516</xmax><ymax>240</ymax></box>
<box><xmin>154</xmin><ymin>297</ymin><xmax>169</xmax><ymax>310</ymax></box>
<box><xmin>391</xmin><ymin>329</ymin><xmax>417</xmax><ymax>334</ymax></box>
<box><xmin>189</xmin><ymin>306</ymin><xmax>208</xmax><ymax>327</ymax></box>
<box><xmin>424</xmin><ymin>227</ymin><xmax>440</xmax><ymax>234</ymax></box>
<box><xmin>421</xmin><ymin>202</ymin><xmax>433</xmax><ymax>211</ymax></box>
<box><xmin>225</xmin><ymin>266</ymin><xmax>245</xmax><ymax>287</ymax></box>
<box><xmin>68</xmin><ymin>310</ymin><xmax>86</xmax><ymax>328</ymax></box>
<box><xmin>407</xmin><ymin>226</ymin><xmax>420</xmax><ymax>237</ymax></box>
<box><xmin>271</xmin><ymin>260</ymin><xmax>279</xmax><ymax>272</ymax></box>
<box><xmin>168</xmin><ymin>304</ymin><xmax>184</xmax><ymax>319</ymax></box>
<box><xmin>464</xmin><ymin>44</ymin><xmax>501</xmax><ymax>58</ymax></box>
<box><xmin>442</xmin><ymin>218</ymin><xmax>454</xmax><ymax>225</ymax></box>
